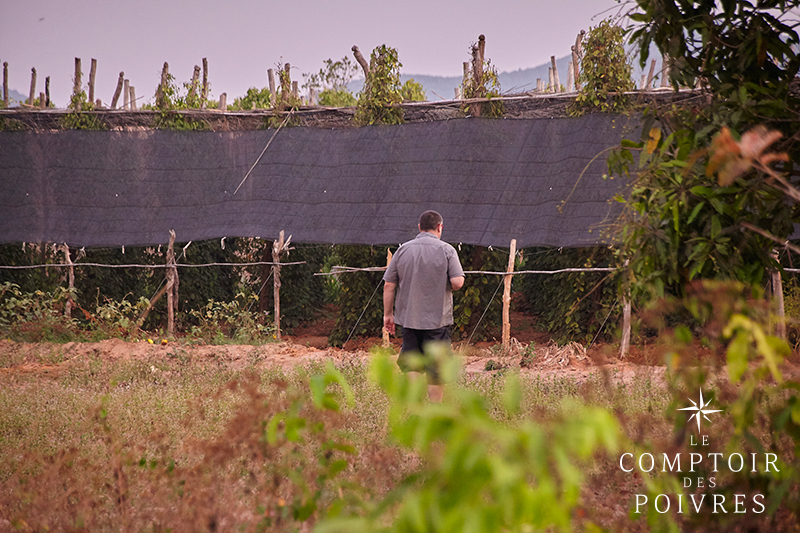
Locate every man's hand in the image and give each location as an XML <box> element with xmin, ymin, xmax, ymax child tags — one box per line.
<box><xmin>383</xmin><ymin>314</ymin><xmax>395</xmax><ymax>335</ymax></box>
<box><xmin>383</xmin><ymin>281</ymin><xmax>397</xmax><ymax>335</ymax></box>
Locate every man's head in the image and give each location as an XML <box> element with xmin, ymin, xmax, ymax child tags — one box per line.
<box><xmin>419</xmin><ymin>210</ymin><xmax>444</xmax><ymax>238</ymax></box>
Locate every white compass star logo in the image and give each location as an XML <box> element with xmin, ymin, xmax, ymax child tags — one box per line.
<box><xmin>678</xmin><ymin>388</ymin><xmax>723</xmax><ymax>433</ymax></box>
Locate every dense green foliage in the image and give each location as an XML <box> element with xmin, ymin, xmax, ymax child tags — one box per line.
<box><xmin>229</xmin><ymin>86</ymin><xmax>273</xmax><ymax>110</ymax></box>
<box><xmin>608</xmin><ymin>123</ymin><xmax>792</xmax><ymax>303</ymax></box>
<box><xmin>355</xmin><ymin>45</ymin><xmax>404</xmax><ymax>126</ymax></box>
<box><xmin>630</xmin><ymin>0</ymin><xmax>800</xmax><ymax>100</ymax></box>
<box><xmin>462</xmin><ymin>49</ymin><xmax>504</xmax><ymax>118</ymax></box>
<box><xmin>570</xmin><ymin>18</ymin><xmax>633</xmax><ymax>115</ymax></box>
<box><xmin>328</xmin><ymin>245</ymin><xmax>390</xmax><ymax>346</ymax></box>
<box><xmin>607</xmin><ymin>1</ymin><xmax>800</xmax><ymax>308</ymax></box>
<box><xmin>147</xmin><ymin>72</ymin><xmax>210</xmax><ymax>130</ymax></box>
<box><xmin>399</xmin><ymin>78</ymin><xmax>426</xmax><ymax>102</ymax></box>
<box><xmin>516</xmin><ymin>247</ymin><xmax>618</xmax><ymax>343</ymax></box>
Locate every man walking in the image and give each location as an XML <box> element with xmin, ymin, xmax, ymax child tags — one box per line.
<box><xmin>383</xmin><ymin>210</ymin><xmax>465</xmax><ymax>402</ymax></box>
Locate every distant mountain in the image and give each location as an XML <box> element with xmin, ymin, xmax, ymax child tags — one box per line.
<box><xmin>3</xmin><ymin>88</ymin><xmax>28</xmax><ymax>107</ymax></box>
<box><xmin>349</xmin><ymin>54</ymin><xmax>662</xmax><ymax>101</ymax></box>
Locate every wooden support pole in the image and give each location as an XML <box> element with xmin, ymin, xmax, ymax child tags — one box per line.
<box><xmin>166</xmin><ymin>230</ymin><xmax>177</xmax><ymax>337</ymax></box>
<box><xmin>548</xmin><ymin>68</ymin><xmax>554</xmax><ymax>93</ymax></box>
<box><xmin>189</xmin><ymin>64</ymin><xmax>200</xmax><ymax>101</ymax></box>
<box><xmin>383</xmin><ymin>248</ymin><xmax>393</xmax><ymax>347</ymax></box>
<box><xmin>551</xmin><ymin>56</ymin><xmax>560</xmax><ymax>93</ymax></box>
<box><xmin>292</xmin><ymin>80</ymin><xmax>299</xmax><ymax>99</ymax></box>
<box><xmin>272</xmin><ymin>230</ymin><xmax>285</xmax><ymax>340</ymax></box>
<box><xmin>571</xmin><ymin>46</ymin><xmax>581</xmax><ymax>90</ymax></box>
<box><xmin>73</xmin><ymin>58</ymin><xmax>82</xmax><ymax>109</ymax></box>
<box><xmin>123</xmin><ymin>79</ymin><xmax>130</xmax><ymax>109</ymax></box>
<box><xmin>502</xmin><ymin>239</ymin><xmax>517</xmax><ymax>347</ymax></box>
<box><xmin>620</xmin><ymin>295</ymin><xmax>631</xmax><ymax>358</ymax></box>
<box><xmin>640</xmin><ymin>74</ymin><xmax>646</xmax><ymax>91</ymax></box>
<box><xmin>62</xmin><ymin>245</ymin><xmax>75</xmax><ymax>319</ymax></box>
<box><xmin>129</xmin><ymin>86</ymin><xmax>137</xmax><ymax>111</ymax></box>
<box><xmin>536</xmin><ymin>78</ymin><xmax>543</xmax><ymax>93</ymax></box>
<box><xmin>45</xmin><ymin>76</ymin><xmax>50</xmax><ymax>107</ymax></box>
<box><xmin>566</xmin><ymin>61</ymin><xmax>574</xmax><ymax>93</ymax></box>
<box><xmin>88</xmin><ymin>58</ymin><xmax>97</xmax><ymax>103</ymax></box>
<box><xmin>3</xmin><ymin>62</ymin><xmax>8</xmax><ymax>108</ymax></box>
<box><xmin>158</xmin><ymin>62</ymin><xmax>169</xmax><ymax>108</ymax></box>
<box><xmin>660</xmin><ymin>55</ymin><xmax>670</xmax><ymax>88</ymax></box>
<box><xmin>771</xmin><ymin>250</ymin><xmax>786</xmax><ymax>340</ymax></box>
<box><xmin>645</xmin><ymin>59</ymin><xmax>656</xmax><ymax>91</ymax></box>
<box><xmin>28</xmin><ymin>67</ymin><xmax>36</xmax><ymax>105</ymax></box>
<box><xmin>267</xmin><ymin>68</ymin><xmax>276</xmax><ymax>106</ymax></box>
<box><xmin>281</xmin><ymin>63</ymin><xmax>291</xmax><ymax>104</ymax></box>
<box><xmin>462</xmin><ymin>61</ymin><xmax>469</xmax><ymax>93</ymax></box>
<box><xmin>219</xmin><ymin>92</ymin><xmax>227</xmax><ymax>111</ymax></box>
<box><xmin>201</xmin><ymin>57</ymin><xmax>208</xmax><ymax>109</ymax></box>
<box><xmin>39</xmin><ymin>92</ymin><xmax>45</xmax><ymax>109</ymax></box>
<box><xmin>111</xmin><ymin>71</ymin><xmax>124</xmax><ymax>109</ymax></box>
<box><xmin>470</xmin><ymin>37</ymin><xmax>484</xmax><ymax>117</ymax></box>
<box><xmin>352</xmin><ymin>45</ymin><xmax>370</xmax><ymax>79</ymax></box>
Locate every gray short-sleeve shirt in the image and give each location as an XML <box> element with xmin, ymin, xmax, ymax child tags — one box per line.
<box><xmin>383</xmin><ymin>232</ymin><xmax>465</xmax><ymax>330</ymax></box>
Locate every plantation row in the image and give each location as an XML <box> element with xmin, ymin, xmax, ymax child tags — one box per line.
<box><xmin>0</xmin><ymin>241</ymin><xmax>619</xmax><ymax>346</ymax></box>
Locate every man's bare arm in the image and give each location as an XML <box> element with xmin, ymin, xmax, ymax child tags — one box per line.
<box><xmin>450</xmin><ymin>276</ymin><xmax>465</xmax><ymax>291</ymax></box>
<box><xmin>383</xmin><ymin>281</ymin><xmax>397</xmax><ymax>335</ymax></box>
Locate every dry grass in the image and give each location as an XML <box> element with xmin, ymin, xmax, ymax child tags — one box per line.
<box><xmin>0</xmin><ymin>350</ymin><xmax>796</xmax><ymax>532</ymax></box>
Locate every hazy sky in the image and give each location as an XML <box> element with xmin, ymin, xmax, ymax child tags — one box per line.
<box><xmin>1</xmin><ymin>0</ymin><xmax>627</xmax><ymax>106</ymax></box>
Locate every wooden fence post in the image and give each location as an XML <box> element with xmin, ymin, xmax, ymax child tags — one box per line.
<box><xmin>470</xmin><ymin>36</ymin><xmax>485</xmax><ymax>116</ymax></box>
<box><xmin>292</xmin><ymin>80</ymin><xmax>299</xmax><ymax>99</ymax></box>
<box><xmin>39</xmin><ymin>92</ymin><xmax>45</xmax><ymax>109</ymax></box>
<box><xmin>219</xmin><ymin>92</ymin><xmax>227</xmax><ymax>111</ymax></box>
<box><xmin>62</xmin><ymin>245</ymin><xmax>75</xmax><ymax>319</ymax></box>
<box><xmin>28</xmin><ymin>67</ymin><xmax>36</xmax><ymax>105</ymax></box>
<box><xmin>644</xmin><ymin>59</ymin><xmax>656</xmax><ymax>91</ymax></box>
<box><xmin>73</xmin><ymin>58</ymin><xmax>82</xmax><ymax>110</ymax></box>
<box><xmin>281</xmin><ymin>63</ymin><xmax>291</xmax><ymax>105</ymax></box>
<box><xmin>267</xmin><ymin>68</ymin><xmax>276</xmax><ymax>106</ymax></box>
<box><xmin>88</xmin><ymin>58</ymin><xmax>97</xmax><ymax>103</ymax></box>
<box><xmin>502</xmin><ymin>239</ymin><xmax>517</xmax><ymax>347</ymax></box>
<box><xmin>129</xmin><ymin>86</ymin><xmax>137</xmax><ymax>111</ymax></box>
<box><xmin>166</xmin><ymin>230</ymin><xmax>177</xmax><ymax>337</ymax></box>
<box><xmin>548</xmin><ymin>68</ymin><xmax>555</xmax><ymax>93</ymax></box>
<box><xmin>620</xmin><ymin>295</ymin><xmax>631</xmax><ymax>358</ymax></box>
<box><xmin>566</xmin><ymin>61</ymin><xmax>574</xmax><ymax>93</ymax></box>
<box><xmin>111</xmin><ymin>72</ymin><xmax>124</xmax><ymax>109</ymax></box>
<box><xmin>383</xmin><ymin>249</ymin><xmax>393</xmax><ymax>347</ymax></box>
<box><xmin>158</xmin><ymin>62</ymin><xmax>169</xmax><ymax>108</ymax></box>
<box><xmin>3</xmin><ymin>62</ymin><xmax>8</xmax><ymax>108</ymax></box>
<box><xmin>123</xmin><ymin>79</ymin><xmax>130</xmax><ymax>109</ymax></box>
<box><xmin>536</xmin><ymin>78</ymin><xmax>543</xmax><ymax>93</ymax></box>
<box><xmin>189</xmin><ymin>65</ymin><xmax>200</xmax><ymax>101</ymax></box>
<box><xmin>201</xmin><ymin>57</ymin><xmax>208</xmax><ymax>109</ymax></box>
<box><xmin>771</xmin><ymin>249</ymin><xmax>786</xmax><ymax>340</ymax></box>
<box><xmin>272</xmin><ymin>231</ymin><xmax>285</xmax><ymax>339</ymax></box>
<box><xmin>571</xmin><ymin>46</ymin><xmax>581</xmax><ymax>90</ymax></box>
<box><xmin>45</xmin><ymin>76</ymin><xmax>50</xmax><ymax>107</ymax></box>
<box><xmin>551</xmin><ymin>56</ymin><xmax>560</xmax><ymax>93</ymax></box>
<box><xmin>660</xmin><ymin>55</ymin><xmax>670</xmax><ymax>88</ymax></box>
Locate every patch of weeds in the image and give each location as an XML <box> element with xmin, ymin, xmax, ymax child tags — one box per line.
<box><xmin>483</xmin><ymin>359</ymin><xmax>507</xmax><ymax>371</ymax></box>
<box><xmin>0</xmin><ymin>116</ymin><xmax>27</xmax><ymax>131</ymax></box>
<box><xmin>520</xmin><ymin>341</ymin><xmax>536</xmax><ymax>368</ymax></box>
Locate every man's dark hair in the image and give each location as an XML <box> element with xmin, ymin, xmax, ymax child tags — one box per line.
<box><xmin>419</xmin><ymin>210</ymin><xmax>443</xmax><ymax>231</ymax></box>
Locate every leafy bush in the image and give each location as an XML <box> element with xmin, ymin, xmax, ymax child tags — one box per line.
<box><xmin>400</xmin><ymin>78</ymin><xmax>426</xmax><ymax>102</ymax></box>
<box><xmin>355</xmin><ymin>45</ymin><xmax>404</xmax><ymax>126</ymax></box>
<box><xmin>229</xmin><ymin>86</ymin><xmax>272</xmax><ymax>110</ymax></box>
<box><xmin>570</xmin><ymin>18</ymin><xmax>634</xmax><ymax>116</ymax></box>
<box><xmin>320</xmin><ymin>350</ymin><xmax>620</xmax><ymax>532</ymax></box>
